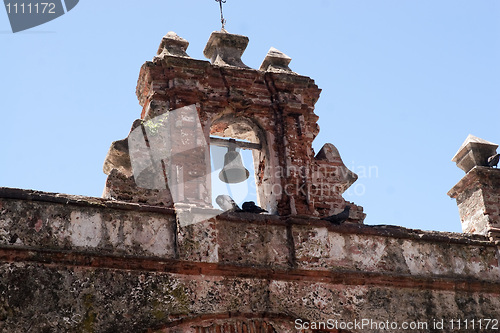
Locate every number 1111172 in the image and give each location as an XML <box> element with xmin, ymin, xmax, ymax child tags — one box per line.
<box><xmin>5</xmin><ymin>3</ymin><xmax>57</xmax><ymax>14</ymax></box>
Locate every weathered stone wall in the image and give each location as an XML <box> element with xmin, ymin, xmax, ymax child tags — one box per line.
<box><xmin>1</xmin><ymin>188</ymin><xmax>499</xmax><ymax>332</ymax></box>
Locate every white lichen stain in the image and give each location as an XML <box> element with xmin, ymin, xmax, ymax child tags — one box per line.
<box><xmin>0</xmin><ymin>216</ymin><xmax>11</xmax><ymax>243</ymax></box>
<box><xmin>208</xmin><ymin>243</ymin><xmax>219</xmax><ymax>262</ymax></box>
<box><xmin>107</xmin><ymin>219</ymin><xmax>121</xmax><ymax>248</ymax></box>
<box><xmin>402</xmin><ymin>241</ymin><xmax>449</xmax><ymax>276</ymax></box>
<box><xmin>328</xmin><ymin>233</ymin><xmax>346</xmax><ymax>261</ymax></box>
<box><xmin>122</xmin><ymin>217</ymin><xmax>174</xmax><ymax>256</ymax></box>
<box><xmin>142</xmin><ymin>218</ymin><xmax>173</xmax><ymax>256</ymax></box>
<box><xmin>468</xmin><ymin>260</ymin><xmax>483</xmax><ymax>275</ymax></box>
<box><xmin>49</xmin><ymin>217</ymin><xmax>70</xmax><ymax>242</ymax></box>
<box><xmin>70</xmin><ymin>211</ymin><xmax>102</xmax><ymax>248</ymax></box>
<box><xmin>349</xmin><ymin>235</ymin><xmax>386</xmax><ymax>270</ymax></box>
<box><xmin>296</xmin><ymin>227</ymin><xmax>330</xmax><ymax>260</ymax></box>
<box><xmin>450</xmin><ymin>255</ymin><xmax>466</xmax><ymax>275</ymax></box>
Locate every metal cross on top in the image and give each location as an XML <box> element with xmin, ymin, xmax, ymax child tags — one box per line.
<box><xmin>215</xmin><ymin>0</ymin><xmax>227</xmax><ymax>31</ymax></box>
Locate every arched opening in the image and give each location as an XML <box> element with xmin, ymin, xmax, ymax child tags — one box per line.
<box><xmin>209</xmin><ymin>114</ymin><xmax>274</xmax><ymax>212</ymax></box>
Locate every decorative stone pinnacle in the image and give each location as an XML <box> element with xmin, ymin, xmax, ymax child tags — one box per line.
<box><xmin>203</xmin><ymin>31</ymin><xmax>249</xmax><ymax>68</ymax></box>
<box><xmin>451</xmin><ymin>134</ymin><xmax>498</xmax><ymax>173</ymax></box>
<box><xmin>156</xmin><ymin>31</ymin><xmax>190</xmax><ymax>58</ymax></box>
<box><xmin>259</xmin><ymin>47</ymin><xmax>294</xmax><ymax>73</ymax></box>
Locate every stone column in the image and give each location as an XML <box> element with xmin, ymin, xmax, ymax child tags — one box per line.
<box><xmin>448</xmin><ymin>135</ymin><xmax>500</xmax><ymax>241</ymax></box>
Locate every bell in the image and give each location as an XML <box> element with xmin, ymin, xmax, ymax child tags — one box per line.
<box><xmin>219</xmin><ymin>146</ymin><xmax>250</xmax><ymax>183</ymax></box>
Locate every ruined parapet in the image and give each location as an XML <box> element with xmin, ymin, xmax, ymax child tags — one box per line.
<box><xmin>104</xmin><ymin>30</ymin><xmax>364</xmax><ymax>222</ymax></box>
<box><xmin>448</xmin><ymin>135</ymin><xmax>500</xmax><ymax>241</ymax></box>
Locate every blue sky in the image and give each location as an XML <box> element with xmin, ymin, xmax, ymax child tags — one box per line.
<box><xmin>1</xmin><ymin>0</ymin><xmax>499</xmax><ymax>232</ymax></box>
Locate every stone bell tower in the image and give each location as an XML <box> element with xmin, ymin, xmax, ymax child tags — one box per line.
<box><xmin>103</xmin><ymin>30</ymin><xmax>365</xmax><ymax>222</ymax></box>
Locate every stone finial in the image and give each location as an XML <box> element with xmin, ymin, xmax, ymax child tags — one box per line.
<box><xmin>259</xmin><ymin>47</ymin><xmax>294</xmax><ymax>73</ymax></box>
<box><xmin>156</xmin><ymin>31</ymin><xmax>190</xmax><ymax>58</ymax></box>
<box><xmin>451</xmin><ymin>134</ymin><xmax>498</xmax><ymax>173</ymax></box>
<box><xmin>203</xmin><ymin>31</ymin><xmax>249</xmax><ymax>68</ymax></box>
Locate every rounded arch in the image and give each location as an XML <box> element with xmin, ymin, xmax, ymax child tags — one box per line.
<box><xmin>209</xmin><ymin>113</ymin><xmax>277</xmax><ymax>213</ymax></box>
<box><xmin>210</xmin><ymin>113</ymin><xmax>265</xmax><ymax>145</ymax></box>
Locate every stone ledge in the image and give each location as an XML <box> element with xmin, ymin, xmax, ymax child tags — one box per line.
<box><xmin>0</xmin><ymin>187</ymin><xmax>175</xmax><ymax>215</ymax></box>
<box><xmin>222</xmin><ymin>212</ymin><xmax>491</xmax><ymax>246</ymax></box>
<box><xmin>0</xmin><ymin>187</ymin><xmax>491</xmax><ymax>246</ymax></box>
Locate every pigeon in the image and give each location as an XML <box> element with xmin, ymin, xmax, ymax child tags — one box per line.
<box><xmin>488</xmin><ymin>153</ymin><xmax>500</xmax><ymax>168</ymax></box>
<box><xmin>216</xmin><ymin>194</ymin><xmax>241</xmax><ymax>212</ymax></box>
<box><xmin>241</xmin><ymin>201</ymin><xmax>267</xmax><ymax>214</ymax></box>
<box><xmin>321</xmin><ymin>205</ymin><xmax>351</xmax><ymax>225</ymax></box>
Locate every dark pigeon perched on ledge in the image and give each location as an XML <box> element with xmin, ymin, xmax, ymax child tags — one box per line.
<box><xmin>321</xmin><ymin>205</ymin><xmax>351</xmax><ymax>225</ymax></box>
<box><xmin>242</xmin><ymin>201</ymin><xmax>267</xmax><ymax>214</ymax></box>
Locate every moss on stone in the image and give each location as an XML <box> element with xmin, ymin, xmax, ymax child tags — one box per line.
<box><xmin>79</xmin><ymin>294</ymin><xmax>96</xmax><ymax>333</ymax></box>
